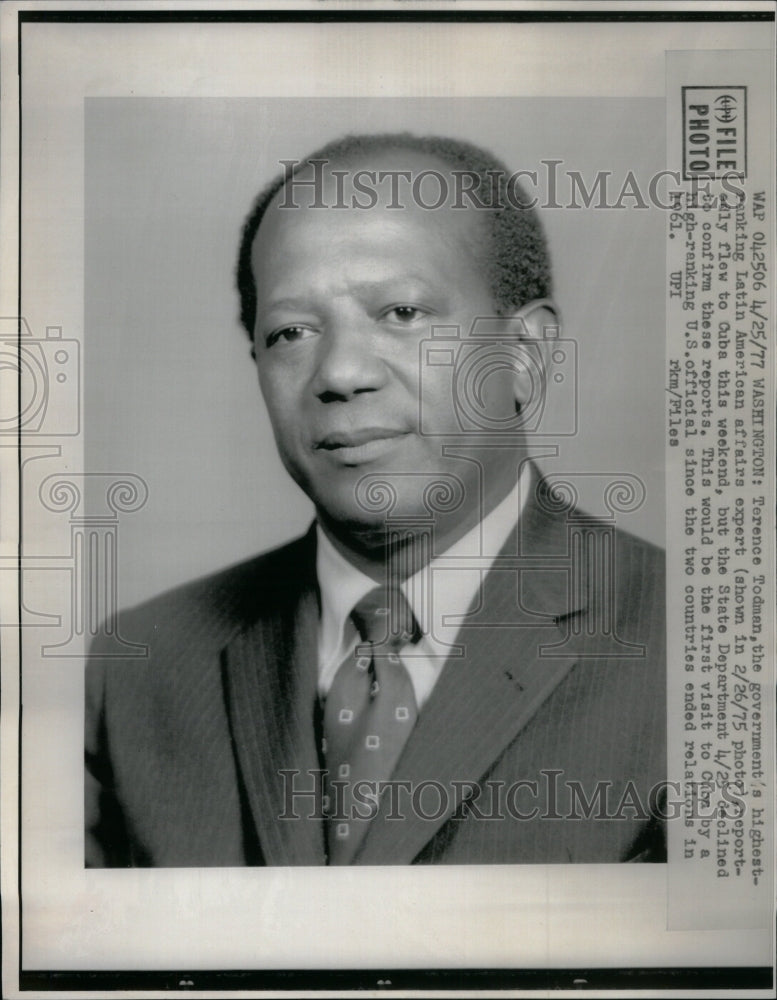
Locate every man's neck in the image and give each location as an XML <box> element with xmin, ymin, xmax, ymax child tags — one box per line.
<box><xmin>317</xmin><ymin>464</ymin><xmax>529</xmax><ymax>582</ymax></box>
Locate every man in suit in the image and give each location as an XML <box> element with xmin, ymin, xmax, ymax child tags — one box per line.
<box><xmin>85</xmin><ymin>133</ymin><xmax>666</xmax><ymax>867</ymax></box>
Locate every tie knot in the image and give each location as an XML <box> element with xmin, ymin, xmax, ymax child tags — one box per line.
<box><xmin>351</xmin><ymin>586</ymin><xmax>422</xmax><ymax>649</ymax></box>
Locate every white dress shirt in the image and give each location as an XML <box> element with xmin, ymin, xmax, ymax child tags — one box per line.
<box><xmin>316</xmin><ymin>463</ymin><xmax>531</xmax><ymax>709</ymax></box>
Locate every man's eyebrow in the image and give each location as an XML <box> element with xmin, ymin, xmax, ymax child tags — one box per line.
<box><xmin>259</xmin><ymin>276</ymin><xmax>440</xmax><ymax>313</ymax></box>
<box><xmin>258</xmin><ymin>297</ymin><xmax>315</xmax><ymax>313</ymax></box>
<box><xmin>352</xmin><ymin>275</ymin><xmax>437</xmax><ymax>292</ymax></box>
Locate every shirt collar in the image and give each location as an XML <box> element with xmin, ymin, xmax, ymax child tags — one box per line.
<box><xmin>316</xmin><ymin>462</ymin><xmax>532</xmax><ymax>668</ymax></box>
<box><xmin>316</xmin><ymin>526</ymin><xmax>380</xmax><ymax>670</ymax></box>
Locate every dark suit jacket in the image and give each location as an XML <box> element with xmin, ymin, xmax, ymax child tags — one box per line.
<box><xmin>85</xmin><ymin>477</ymin><xmax>666</xmax><ymax>866</ymax></box>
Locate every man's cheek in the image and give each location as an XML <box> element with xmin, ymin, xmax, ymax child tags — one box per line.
<box><xmin>421</xmin><ymin>377</ymin><xmax>458</xmax><ymax>434</ymax></box>
<box><xmin>261</xmin><ymin>384</ymin><xmax>296</xmax><ymax>429</ymax></box>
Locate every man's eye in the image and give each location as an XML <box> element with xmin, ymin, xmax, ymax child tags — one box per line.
<box><xmin>265</xmin><ymin>325</ymin><xmax>317</xmax><ymax>348</ymax></box>
<box><xmin>384</xmin><ymin>305</ymin><xmax>428</xmax><ymax>324</ymax></box>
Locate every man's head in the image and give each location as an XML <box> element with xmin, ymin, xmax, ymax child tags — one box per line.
<box><xmin>237</xmin><ymin>132</ymin><xmax>552</xmax><ymax>340</ymax></box>
<box><xmin>236</xmin><ymin>133</ymin><xmax>557</xmax><ymax>558</ymax></box>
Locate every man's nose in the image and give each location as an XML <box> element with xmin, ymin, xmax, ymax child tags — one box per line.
<box><xmin>312</xmin><ymin>324</ymin><xmax>387</xmax><ymax>402</ymax></box>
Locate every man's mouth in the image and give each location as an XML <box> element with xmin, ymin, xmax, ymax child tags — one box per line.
<box><xmin>316</xmin><ymin>427</ymin><xmax>409</xmax><ymax>449</ymax></box>
<box><xmin>315</xmin><ymin>427</ymin><xmax>412</xmax><ymax>464</ymax></box>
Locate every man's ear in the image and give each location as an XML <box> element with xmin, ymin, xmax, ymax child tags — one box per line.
<box><xmin>507</xmin><ymin>299</ymin><xmax>561</xmax><ymax>412</ymax></box>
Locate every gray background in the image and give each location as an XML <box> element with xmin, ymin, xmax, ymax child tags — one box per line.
<box><xmin>86</xmin><ymin>97</ymin><xmax>665</xmax><ymax>607</ymax></box>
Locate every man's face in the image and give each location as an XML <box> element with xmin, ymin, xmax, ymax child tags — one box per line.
<box><xmin>250</xmin><ymin>153</ymin><xmax>522</xmax><ymax>546</ymax></box>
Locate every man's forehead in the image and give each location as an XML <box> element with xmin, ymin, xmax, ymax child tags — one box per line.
<box><xmin>258</xmin><ymin>146</ymin><xmax>487</xmax><ymax>248</ymax></box>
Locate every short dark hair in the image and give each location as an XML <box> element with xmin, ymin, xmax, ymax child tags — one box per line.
<box><xmin>236</xmin><ymin>131</ymin><xmax>552</xmax><ymax>340</ymax></box>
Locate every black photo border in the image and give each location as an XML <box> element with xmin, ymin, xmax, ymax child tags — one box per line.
<box><xmin>13</xmin><ymin>5</ymin><xmax>776</xmax><ymax>994</ymax></box>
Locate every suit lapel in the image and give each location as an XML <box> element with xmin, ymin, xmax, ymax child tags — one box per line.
<box><xmin>221</xmin><ymin>528</ymin><xmax>327</xmax><ymax>866</ymax></box>
<box><xmin>356</xmin><ymin>475</ymin><xmax>587</xmax><ymax>865</ymax></box>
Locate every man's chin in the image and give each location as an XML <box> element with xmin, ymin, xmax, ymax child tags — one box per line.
<box><xmin>316</xmin><ymin>506</ymin><xmax>393</xmax><ymax>556</ymax></box>
<box><xmin>313</xmin><ymin>474</ymin><xmax>440</xmax><ymax>533</ymax></box>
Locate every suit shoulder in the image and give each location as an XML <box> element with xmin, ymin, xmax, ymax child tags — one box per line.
<box><xmin>90</xmin><ymin>528</ymin><xmax>315</xmax><ymax>659</ymax></box>
<box><xmin>611</xmin><ymin>524</ymin><xmax>665</xmax><ymax>584</ymax></box>
<box><xmin>608</xmin><ymin>525</ymin><xmax>666</xmax><ymax>641</ymax></box>
<box><xmin>602</xmin><ymin>505</ymin><xmax>663</xmax><ymax>556</ymax></box>
<box><xmin>576</xmin><ymin>516</ymin><xmax>665</xmax><ymax>595</ymax></box>
<box><xmin>554</xmin><ymin>506</ymin><xmax>665</xmax><ymax>642</ymax></box>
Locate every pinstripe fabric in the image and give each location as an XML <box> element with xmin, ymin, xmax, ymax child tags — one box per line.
<box><xmin>407</xmin><ymin>526</ymin><xmax>666</xmax><ymax>865</ymax></box>
<box><xmin>222</xmin><ymin>581</ymin><xmax>325</xmax><ymax>865</ymax></box>
<box><xmin>85</xmin><ymin>481</ymin><xmax>666</xmax><ymax>867</ymax></box>
<box><xmin>85</xmin><ymin>529</ymin><xmax>323</xmax><ymax>867</ymax></box>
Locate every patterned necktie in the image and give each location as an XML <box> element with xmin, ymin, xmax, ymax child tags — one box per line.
<box><xmin>323</xmin><ymin>586</ymin><xmax>422</xmax><ymax>865</ymax></box>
